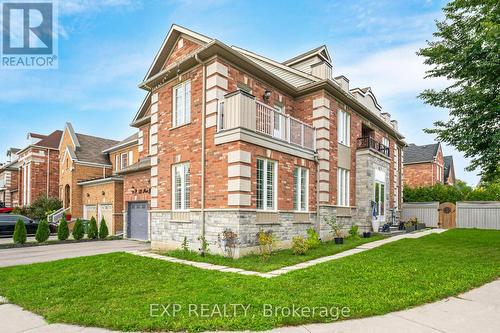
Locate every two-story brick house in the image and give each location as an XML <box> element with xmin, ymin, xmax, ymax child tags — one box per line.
<box><xmin>125</xmin><ymin>24</ymin><xmax>405</xmax><ymax>255</ymax></box>
<box><xmin>17</xmin><ymin>131</ymin><xmax>62</xmax><ymax>206</ymax></box>
<box><xmin>403</xmin><ymin>143</ymin><xmax>455</xmax><ymax>187</ymax></box>
<box><xmin>0</xmin><ymin>148</ymin><xmax>21</xmax><ymax>207</ymax></box>
<box><xmin>58</xmin><ymin>123</ymin><xmax>126</xmax><ymax>234</ymax></box>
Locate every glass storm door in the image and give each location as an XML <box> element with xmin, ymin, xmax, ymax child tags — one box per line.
<box><xmin>374</xmin><ymin>182</ymin><xmax>385</xmax><ymax>221</ymax></box>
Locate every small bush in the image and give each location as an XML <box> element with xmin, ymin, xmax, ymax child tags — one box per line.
<box><xmin>99</xmin><ymin>217</ymin><xmax>109</xmax><ymax>239</ymax></box>
<box><xmin>324</xmin><ymin>215</ymin><xmax>344</xmax><ymax>238</ymax></box>
<box><xmin>181</xmin><ymin>237</ymin><xmax>189</xmax><ymax>251</ymax></box>
<box><xmin>306</xmin><ymin>227</ymin><xmax>320</xmax><ymax>249</ymax></box>
<box><xmin>198</xmin><ymin>235</ymin><xmax>209</xmax><ymax>255</ymax></box>
<box><xmin>257</xmin><ymin>230</ymin><xmax>275</xmax><ymax>261</ymax></box>
<box><xmin>218</xmin><ymin>229</ymin><xmax>238</xmax><ymax>258</ymax></box>
<box><xmin>72</xmin><ymin>218</ymin><xmax>85</xmax><ymax>240</ymax></box>
<box><xmin>87</xmin><ymin>217</ymin><xmax>98</xmax><ymax>239</ymax></box>
<box><xmin>57</xmin><ymin>217</ymin><xmax>69</xmax><ymax>241</ymax></box>
<box><xmin>35</xmin><ymin>220</ymin><xmax>50</xmax><ymax>243</ymax></box>
<box><xmin>292</xmin><ymin>236</ymin><xmax>308</xmax><ymax>255</ymax></box>
<box><xmin>13</xmin><ymin>219</ymin><xmax>27</xmax><ymax>244</ymax></box>
<box><xmin>348</xmin><ymin>225</ymin><xmax>359</xmax><ymax>238</ymax></box>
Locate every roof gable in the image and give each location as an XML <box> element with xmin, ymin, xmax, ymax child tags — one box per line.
<box><xmin>283</xmin><ymin>45</ymin><xmax>332</xmax><ymax>66</ymax></box>
<box><xmin>143</xmin><ymin>24</ymin><xmax>213</xmax><ymax>82</ymax></box>
<box><xmin>404</xmin><ymin>143</ymin><xmax>441</xmax><ymax>164</ymax></box>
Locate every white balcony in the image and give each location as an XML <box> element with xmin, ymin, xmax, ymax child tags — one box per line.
<box><xmin>216</xmin><ymin>90</ymin><xmax>315</xmax><ymax>155</ymax></box>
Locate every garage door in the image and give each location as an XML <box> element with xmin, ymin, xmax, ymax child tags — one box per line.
<box><xmin>98</xmin><ymin>204</ymin><xmax>113</xmax><ymax>233</ymax></box>
<box><xmin>129</xmin><ymin>201</ymin><xmax>148</xmax><ymax>240</ymax></box>
<box><xmin>84</xmin><ymin>205</ymin><xmax>97</xmax><ymax>220</ymax></box>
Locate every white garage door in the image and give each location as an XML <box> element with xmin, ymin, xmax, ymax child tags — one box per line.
<box><xmin>83</xmin><ymin>205</ymin><xmax>97</xmax><ymax>220</ymax></box>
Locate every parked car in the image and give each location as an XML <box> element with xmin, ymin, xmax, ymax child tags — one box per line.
<box><xmin>0</xmin><ymin>202</ymin><xmax>13</xmax><ymax>214</ymax></box>
<box><xmin>0</xmin><ymin>214</ymin><xmax>57</xmax><ymax>237</ymax></box>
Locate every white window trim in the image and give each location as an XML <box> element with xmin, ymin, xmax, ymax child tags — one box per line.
<box><xmin>115</xmin><ymin>155</ymin><xmax>119</xmax><ymax>171</ymax></box>
<box><xmin>172</xmin><ymin>162</ymin><xmax>190</xmax><ymax>211</ymax></box>
<box><xmin>337</xmin><ymin>167</ymin><xmax>350</xmax><ymax>207</ymax></box>
<box><xmin>337</xmin><ymin>110</ymin><xmax>350</xmax><ymax>146</ymax></box>
<box><xmin>172</xmin><ymin>80</ymin><xmax>191</xmax><ymax>128</ymax></box>
<box><xmin>294</xmin><ymin>166</ymin><xmax>309</xmax><ymax>212</ymax></box>
<box><xmin>257</xmin><ymin>158</ymin><xmax>278</xmax><ymax>212</ymax></box>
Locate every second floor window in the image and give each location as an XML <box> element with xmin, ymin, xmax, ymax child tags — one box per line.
<box><xmin>120</xmin><ymin>153</ymin><xmax>128</xmax><ymax>170</ymax></box>
<box><xmin>337</xmin><ymin>167</ymin><xmax>350</xmax><ymax>207</ymax></box>
<box><xmin>173</xmin><ymin>162</ymin><xmax>190</xmax><ymax>210</ymax></box>
<box><xmin>293</xmin><ymin>167</ymin><xmax>308</xmax><ymax>211</ymax></box>
<box><xmin>257</xmin><ymin>158</ymin><xmax>276</xmax><ymax>211</ymax></box>
<box><xmin>337</xmin><ymin>110</ymin><xmax>350</xmax><ymax>146</ymax></box>
<box><xmin>173</xmin><ymin>80</ymin><xmax>191</xmax><ymax>127</ymax></box>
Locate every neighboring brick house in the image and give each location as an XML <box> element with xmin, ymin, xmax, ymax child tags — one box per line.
<box><xmin>0</xmin><ymin>148</ymin><xmax>21</xmax><ymax>207</ymax></box>
<box><xmin>443</xmin><ymin>155</ymin><xmax>455</xmax><ymax>185</ymax></box>
<box><xmin>58</xmin><ymin>123</ymin><xmax>125</xmax><ymax>234</ymax></box>
<box><xmin>403</xmin><ymin>143</ymin><xmax>449</xmax><ymax>187</ymax></box>
<box><xmin>17</xmin><ymin>131</ymin><xmax>62</xmax><ymax>206</ymax></box>
<box><xmin>125</xmin><ymin>24</ymin><xmax>405</xmax><ymax>255</ymax></box>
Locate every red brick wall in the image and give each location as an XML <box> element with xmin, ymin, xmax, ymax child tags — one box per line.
<box><xmin>123</xmin><ymin>170</ymin><xmax>151</xmax><ymax>211</ymax></box>
<box><xmin>163</xmin><ymin>37</ymin><xmax>203</xmax><ymax>69</ymax></box>
<box><xmin>404</xmin><ymin>163</ymin><xmax>434</xmax><ymax>187</ymax></box>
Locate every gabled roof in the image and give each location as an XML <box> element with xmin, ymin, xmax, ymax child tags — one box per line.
<box><xmin>403</xmin><ymin>143</ymin><xmax>441</xmax><ymax>164</ymax></box>
<box><xmin>283</xmin><ymin>45</ymin><xmax>332</xmax><ymax>66</ymax></box>
<box><xmin>144</xmin><ymin>24</ymin><xmax>213</xmax><ymax>82</ymax></box>
<box><xmin>116</xmin><ymin>156</ymin><xmax>151</xmax><ymax>175</ymax></box>
<box><xmin>36</xmin><ymin>130</ymin><xmax>63</xmax><ymax>149</ymax></box>
<box><xmin>231</xmin><ymin>46</ymin><xmax>318</xmax><ymax>88</ymax></box>
<box><xmin>73</xmin><ymin>133</ymin><xmax>119</xmax><ymax>165</ymax></box>
<box><xmin>444</xmin><ymin>155</ymin><xmax>454</xmax><ymax>181</ymax></box>
<box><xmin>103</xmin><ymin>133</ymin><xmax>138</xmax><ymax>153</ymax></box>
<box><xmin>131</xmin><ymin>92</ymin><xmax>151</xmax><ymax>128</ymax></box>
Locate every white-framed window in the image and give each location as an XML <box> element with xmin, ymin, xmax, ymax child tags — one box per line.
<box><xmin>173</xmin><ymin>80</ymin><xmax>191</xmax><ymax>127</ymax></box>
<box><xmin>120</xmin><ymin>153</ymin><xmax>128</xmax><ymax>170</ymax></box>
<box><xmin>257</xmin><ymin>158</ymin><xmax>277</xmax><ymax>211</ymax></box>
<box><xmin>382</xmin><ymin>137</ymin><xmax>389</xmax><ymax>148</ymax></box>
<box><xmin>172</xmin><ymin>162</ymin><xmax>190</xmax><ymax>211</ymax></box>
<box><xmin>374</xmin><ymin>181</ymin><xmax>385</xmax><ymax>217</ymax></box>
<box><xmin>115</xmin><ymin>155</ymin><xmax>119</xmax><ymax>171</ymax></box>
<box><xmin>337</xmin><ymin>110</ymin><xmax>350</xmax><ymax>146</ymax></box>
<box><xmin>337</xmin><ymin>167</ymin><xmax>350</xmax><ymax>207</ymax></box>
<box><xmin>293</xmin><ymin>166</ymin><xmax>308</xmax><ymax>211</ymax></box>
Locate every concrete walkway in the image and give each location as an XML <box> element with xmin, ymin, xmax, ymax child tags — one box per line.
<box><xmin>0</xmin><ymin>240</ymin><xmax>150</xmax><ymax>267</ymax></box>
<box><xmin>128</xmin><ymin>228</ymin><xmax>447</xmax><ymax>278</ymax></box>
<box><xmin>0</xmin><ymin>279</ymin><xmax>498</xmax><ymax>333</ymax></box>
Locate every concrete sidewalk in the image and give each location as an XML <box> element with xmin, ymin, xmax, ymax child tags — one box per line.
<box><xmin>0</xmin><ymin>279</ymin><xmax>498</xmax><ymax>332</ymax></box>
<box><xmin>0</xmin><ymin>240</ymin><xmax>150</xmax><ymax>267</ymax></box>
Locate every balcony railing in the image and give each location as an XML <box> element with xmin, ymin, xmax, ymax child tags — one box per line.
<box><xmin>217</xmin><ymin>90</ymin><xmax>315</xmax><ymax>151</ymax></box>
<box><xmin>356</xmin><ymin>136</ymin><xmax>390</xmax><ymax>158</ymax></box>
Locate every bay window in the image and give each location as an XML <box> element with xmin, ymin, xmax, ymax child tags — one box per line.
<box><xmin>172</xmin><ymin>162</ymin><xmax>190</xmax><ymax>210</ymax></box>
<box><xmin>257</xmin><ymin>158</ymin><xmax>276</xmax><ymax>210</ymax></box>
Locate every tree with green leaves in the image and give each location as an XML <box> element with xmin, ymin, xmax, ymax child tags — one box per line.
<box><xmin>72</xmin><ymin>218</ymin><xmax>85</xmax><ymax>241</ymax></box>
<box><xmin>57</xmin><ymin>217</ymin><xmax>69</xmax><ymax>241</ymax></box>
<box><xmin>13</xmin><ymin>219</ymin><xmax>27</xmax><ymax>244</ymax></box>
<box><xmin>87</xmin><ymin>217</ymin><xmax>98</xmax><ymax>239</ymax></box>
<box><xmin>99</xmin><ymin>217</ymin><xmax>109</xmax><ymax>239</ymax></box>
<box><xmin>418</xmin><ymin>0</ymin><xmax>500</xmax><ymax>182</ymax></box>
<box><xmin>35</xmin><ymin>220</ymin><xmax>50</xmax><ymax>243</ymax></box>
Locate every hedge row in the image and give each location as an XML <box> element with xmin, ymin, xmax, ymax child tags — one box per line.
<box><xmin>403</xmin><ymin>181</ymin><xmax>500</xmax><ymax>203</ymax></box>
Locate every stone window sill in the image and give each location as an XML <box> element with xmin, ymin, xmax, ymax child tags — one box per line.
<box><xmin>169</xmin><ymin>220</ymin><xmax>191</xmax><ymax>224</ymax></box>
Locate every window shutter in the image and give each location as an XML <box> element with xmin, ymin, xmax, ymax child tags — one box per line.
<box><xmin>128</xmin><ymin>151</ymin><xmax>133</xmax><ymax>166</ymax></box>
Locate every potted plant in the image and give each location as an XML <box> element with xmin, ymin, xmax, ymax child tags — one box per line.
<box><xmin>362</xmin><ymin>231</ymin><xmax>371</xmax><ymax>238</ymax></box>
<box><xmin>405</xmin><ymin>217</ymin><xmax>418</xmax><ymax>232</ymax></box>
<box><xmin>324</xmin><ymin>215</ymin><xmax>344</xmax><ymax>245</ymax></box>
<box><xmin>65</xmin><ymin>213</ymin><xmax>72</xmax><ymax>221</ymax></box>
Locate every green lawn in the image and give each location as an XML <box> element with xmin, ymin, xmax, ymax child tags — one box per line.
<box><xmin>165</xmin><ymin>234</ymin><xmax>385</xmax><ymax>272</ymax></box>
<box><xmin>0</xmin><ymin>229</ymin><xmax>499</xmax><ymax>332</ymax></box>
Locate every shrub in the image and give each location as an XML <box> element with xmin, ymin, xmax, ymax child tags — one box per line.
<box><xmin>292</xmin><ymin>236</ymin><xmax>308</xmax><ymax>255</ymax></box>
<box><xmin>348</xmin><ymin>225</ymin><xmax>359</xmax><ymax>238</ymax></box>
<box><xmin>218</xmin><ymin>229</ymin><xmax>238</xmax><ymax>258</ymax></box>
<box><xmin>12</xmin><ymin>195</ymin><xmax>63</xmax><ymax>220</ymax></box>
<box><xmin>181</xmin><ymin>236</ymin><xmax>189</xmax><ymax>251</ymax></box>
<box><xmin>198</xmin><ymin>235</ymin><xmax>209</xmax><ymax>255</ymax></box>
<box><xmin>305</xmin><ymin>227</ymin><xmax>320</xmax><ymax>249</ymax></box>
<box><xmin>72</xmin><ymin>218</ymin><xmax>85</xmax><ymax>240</ymax></box>
<box><xmin>324</xmin><ymin>215</ymin><xmax>344</xmax><ymax>238</ymax></box>
<box><xmin>256</xmin><ymin>230</ymin><xmax>275</xmax><ymax>261</ymax></box>
<box><xmin>13</xmin><ymin>219</ymin><xmax>27</xmax><ymax>244</ymax></box>
<box><xmin>403</xmin><ymin>180</ymin><xmax>500</xmax><ymax>203</ymax></box>
<box><xmin>57</xmin><ymin>217</ymin><xmax>69</xmax><ymax>241</ymax></box>
<box><xmin>87</xmin><ymin>217</ymin><xmax>98</xmax><ymax>239</ymax></box>
<box><xmin>35</xmin><ymin>220</ymin><xmax>50</xmax><ymax>243</ymax></box>
<box><xmin>98</xmin><ymin>217</ymin><xmax>109</xmax><ymax>239</ymax></box>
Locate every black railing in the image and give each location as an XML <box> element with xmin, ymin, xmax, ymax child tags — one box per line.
<box><xmin>356</xmin><ymin>137</ymin><xmax>390</xmax><ymax>157</ymax></box>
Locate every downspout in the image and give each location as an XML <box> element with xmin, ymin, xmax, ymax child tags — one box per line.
<box><xmin>46</xmin><ymin>148</ymin><xmax>50</xmax><ymax>196</ymax></box>
<box><xmin>315</xmin><ymin>155</ymin><xmax>321</xmax><ymax>235</ymax></box>
<box><xmin>194</xmin><ymin>53</ymin><xmax>207</xmax><ymax>254</ymax></box>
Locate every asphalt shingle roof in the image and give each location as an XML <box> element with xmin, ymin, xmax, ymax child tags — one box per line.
<box><xmin>444</xmin><ymin>155</ymin><xmax>454</xmax><ymax>181</ymax></box>
<box><xmin>36</xmin><ymin>130</ymin><xmax>63</xmax><ymax>149</ymax></box>
<box><xmin>403</xmin><ymin>143</ymin><xmax>440</xmax><ymax>164</ymax></box>
<box><xmin>74</xmin><ymin>133</ymin><xmax>119</xmax><ymax>165</ymax></box>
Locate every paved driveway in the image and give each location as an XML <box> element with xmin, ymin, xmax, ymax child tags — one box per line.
<box><xmin>0</xmin><ymin>240</ymin><xmax>150</xmax><ymax>267</ymax></box>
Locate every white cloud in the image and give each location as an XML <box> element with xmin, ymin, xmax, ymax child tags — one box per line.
<box><xmin>59</xmin><ymin>0</ymin><xmax>142</xmax><ymax>15</ymax></box>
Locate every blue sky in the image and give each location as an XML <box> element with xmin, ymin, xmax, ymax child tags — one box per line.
<box><xmin>0</xmin><ymin>0</ymin><xmax>480</xmax><ymax>185</ymax></box>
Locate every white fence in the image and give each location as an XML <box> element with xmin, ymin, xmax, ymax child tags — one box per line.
<box><xmin>456</xmin><ymin>202</ymin><xmax>500</xmax><ymax>230</ymax></box>
<box><xmin>401</xmin><ymin>202</ymin><xmax>440</xmax><ymax>227</ymax></box>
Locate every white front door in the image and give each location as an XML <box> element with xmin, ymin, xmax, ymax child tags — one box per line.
<box><xmin>374</xmin><ymin>169</ymin><xmax>386</xmax><ymax>222</ymax></box>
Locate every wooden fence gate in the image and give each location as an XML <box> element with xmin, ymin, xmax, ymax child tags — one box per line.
<box><xmin>438</xmin><ymin>202</ymin><xmax>456</xmax><ymax>228</ymax></box>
